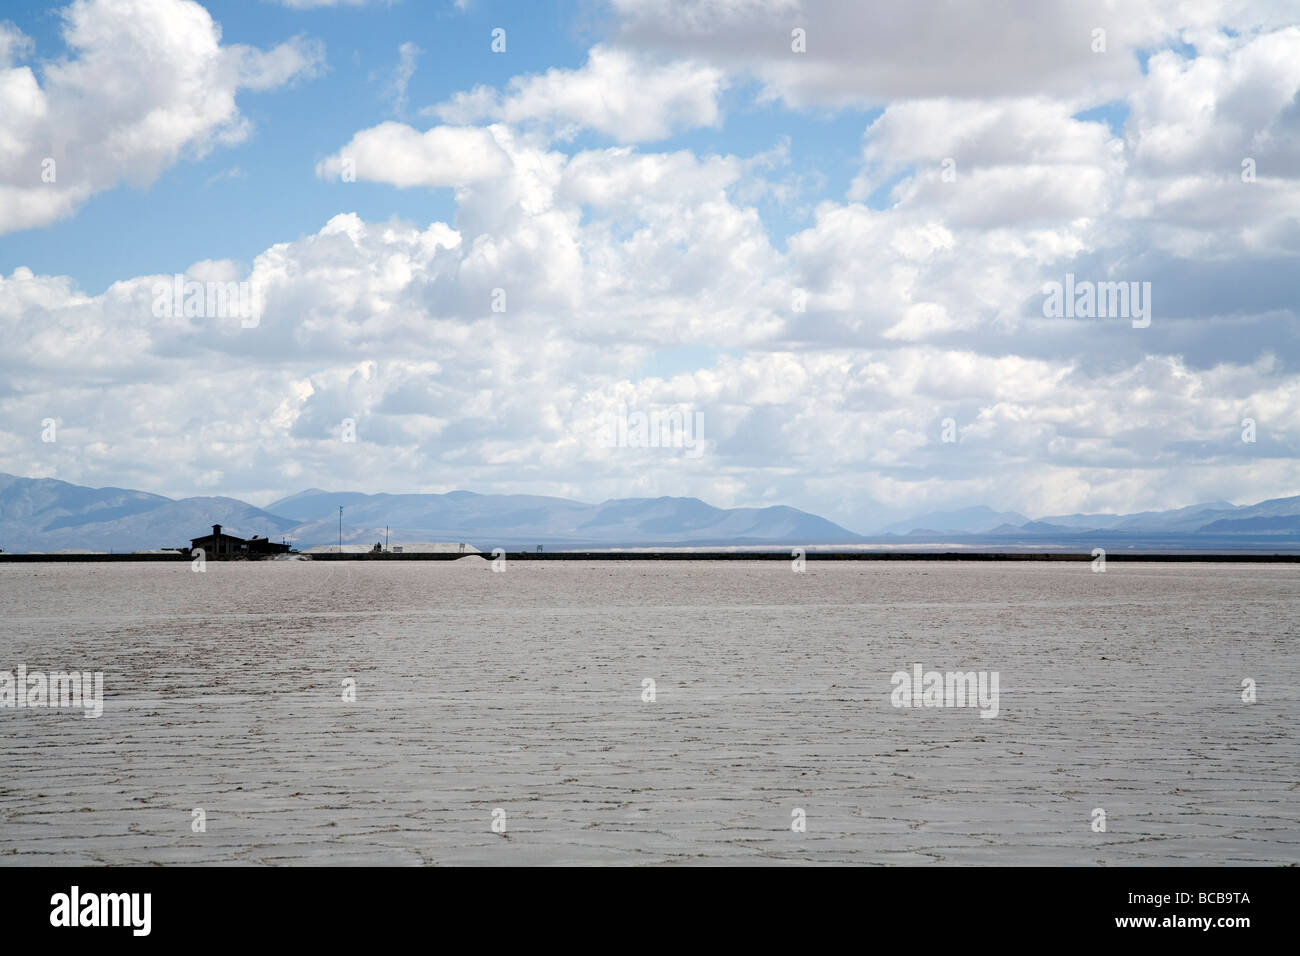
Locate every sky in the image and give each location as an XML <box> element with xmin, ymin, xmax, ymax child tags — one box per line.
<box><xmin>0</xmin><ymin>0</ymin><xmax>1297</xmax><ymax>533</ymax></box>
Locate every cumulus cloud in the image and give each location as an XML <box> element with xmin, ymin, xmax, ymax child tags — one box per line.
<box><xmin>3</xmin><ymin>0</ymin><xmax>1298</xmax><ymax>527</ymax></box>
<box><xmin>1129</xmin><ymin>26</ymin><xmax>1300</xmax><ymax>177</ymax></box>
<box><xmin>427</xmin><ymin>45</ymin><xmax>726</xmax><ymax>142</ymax></box>
<box><xmin>5</xmin><ymin>122</ymin><xmax>1298</xmax><ymax>525</ymax></box>
<box><xmin>850</xmin><ymin>98</ymin><xmax>1122</xmax><ymax>199</ymax></box>
<box><xmin>609</xmin><ymin>0</ymin><xmax>1146</xmax><ymax>106</ymax></box>
<box><xmin>0</xmin><ymin>0</ymin><xmax>324</xmax><ymax>235</ymax></box>
<box><xmin>316</xmin><ymin>123</ymin><xmax>513</xmax><ymax>187</ymax></box>
<box><xmin>608</xmin><ymin>0</ymin><xmax>1300</xmax><ymax>107</ymax></box>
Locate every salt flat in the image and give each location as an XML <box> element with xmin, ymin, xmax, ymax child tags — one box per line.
<box><xmin>1</xmin><ymin>560</ymin><xmax>1296</xmax><ymax>866</ymax></box>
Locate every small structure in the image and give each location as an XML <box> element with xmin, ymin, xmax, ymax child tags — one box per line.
<box><xmin>189</xmin><ymin>524</ymin><xmax>289</xmax><ymax>559</ymax></box>
<box><xmin>246</xmin><ymin>535</ymin><xmax>290</xmax><ymax>556</ymax></box>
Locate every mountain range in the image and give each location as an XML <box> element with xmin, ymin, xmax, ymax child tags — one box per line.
<box><xmin>0</xmin><ymin>472</ymin><xmax>1296</xmax><ymax>552</ymax></box>
<box><xmin>0</xmin><ymin>473</ymin><xmax>856</xmax><ymax>552</ymax></box>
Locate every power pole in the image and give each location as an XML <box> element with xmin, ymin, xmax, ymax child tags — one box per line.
<box><xmin>385</xmin><ymin>525</ymin><xmax>389</xmax><ymax>552</ymax></box>
<box><xmin>338</xmin><ymin>506</ymin><xmax>343</xmax><ymax>553</ymax></box>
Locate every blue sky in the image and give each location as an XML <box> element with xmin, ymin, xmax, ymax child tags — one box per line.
<box><xmin>1</xmin><ymin>0</ymin><xmax>870</xmax><ymax>292</ymax></box>
<box><xmin>0</xmin><ymin>0</ymin><xmax>1297</xmax><ymax>531</ymax></box>
<box><xmin>2</xmin><ymin>1</ymin><xmax>595</xmax><ymax>291</ymax></box>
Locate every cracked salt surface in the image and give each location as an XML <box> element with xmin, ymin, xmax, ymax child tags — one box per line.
<box><xmin>1</xmin><ymin>560</ymin><xmax>1296</xmax><ymax>865</ymax></box>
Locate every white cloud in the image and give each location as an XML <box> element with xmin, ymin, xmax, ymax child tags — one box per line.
<box><xmin>609</xmin><ymin>0</ymin><xmax>1300</xmax><ymax>107</ymax></box>
<box><xmin>0</xmin><ymin>0</ymin><xmax>324</xmax><ymax>236</ymax></box>
<box><xmin>851</xmin><ymin>98</ymin><xmax>1121</xmax><ymax>196</ymax></box>
<box><xmin>377</xmin><ymin>40</ymin><xmax>420</xmax><ymax>116</ymax></box>
<box><xmin>0</xmin><ymin>21</ymin><xmax>33</xmax><ymax>65</ymax></box>
<box><xmin>4</xmin><ymin>1</ymin><xmax>1298</xmax><ymax>526</ymax></box>
<box><xmin>559</xmin><ymin>147</ymin><xmax>740</xmax><ymax>208</ymax></box>
<box><xmin>316</xmin><ymin>123</ymin><xmax>513</xmax><ymax>187</ymax></box>
<box><xmin>428</xmin><ymin>45</ymin><xmax>725</xmax><ymax>142</ymax></box>
<box><xmin>4</xmin><ymin>124</ymin><xmax>1297</xmax><ymax>523</ymax></box>
<box><xmin>609</xmin><ymin>0</ymin><xmax>1153</xmax><ymax>107</ymax></box>
<box><xmin>231</xmin><ymin>34</ymin><xmax>325</xmax><ymax>90</ymax></box>
<box><xmin>1128</xmin><ymin>27</ymin><xmax>1300</xmax><ymax>183</ymax></box>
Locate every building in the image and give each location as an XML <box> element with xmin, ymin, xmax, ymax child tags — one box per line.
<box><xmin>189</xmin><ymin>524</ymin><xmax>290</xmax><ymax>559</ymax></box>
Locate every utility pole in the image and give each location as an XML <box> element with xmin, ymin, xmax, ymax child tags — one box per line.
<box><xmin>385</xmin><ymin>525</ymin><xmax>389</xmax><ymax>552</ymax></box>
<box><xmin>338</xmin><ymin>506</ymin><xmax>343</xmax><ymax>553</ymax></box>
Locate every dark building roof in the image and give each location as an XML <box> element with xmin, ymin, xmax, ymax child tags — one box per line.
<box><xmin>190</xmin><ymin>524</ymin><xmax>289</xmax><ymax>555</ymax></box>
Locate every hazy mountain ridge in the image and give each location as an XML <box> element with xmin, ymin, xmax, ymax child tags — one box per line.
<box><xmin>0</xmin><ymin>474</ymin><xmax>858</xmax><ymax>551</ymax></box>
<box><xmin>267</xmin><ymin>489</ymin><xmax>860</xmax><ymax>548</ymax></box>
<box><xmin>1</xmin><ymin>473</ymin><xmax>1297</xmax><ymax>552</ymax></box>
<box><xmin>0</xmin><ymin>474</ymin><xmax>296</xmax><ymax>552</ymax></box>
<box><xmin>995</xmin><ymin>496</ymin><xmax>1300</xmax><ymax>536</ymax></box>
<box><xmin>878</xmin><ymin>506</ymin><xmax>1030</xmax><ymax>535</ymax></box>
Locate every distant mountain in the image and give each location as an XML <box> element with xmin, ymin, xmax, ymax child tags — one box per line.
<box><xmin>989</xmin><ymin>521</ymin><xmax>1078</xmax><ymax>535</ymax></box>
<box><xmin>0</xmin><ymin>474</ymin><xmax>294</xmax><ymax>552</ymax></box>
<box><xmin>880</xmin><ymin>495</ymin><xmax>1299</xmax><ymax>547</ymax></box>
<box><xmin>267</xmin><ymin>489</ymin><xmax>861</xmax><ymax>548</ymax></box>
<box><xmin>1198</xmin><ymin>514</ymin><xmax>1300</xmax><ymax>533</ymax></box>
<box><xmin>0</xmin><ymin>474</ymin><xmax>860</xmax><ymax>552</ymax></box>
<box><xmin>3</xmin><ymin>472</ymin><xmax>1297</xmax><ymax>553</ymax></box>
<box><xmin>879</xmin><ymin>506</ymin><xmax>1030</xmax><ymax>535</ymax></box>
<box><xmin>1034</xmin><ymin>501</ymin><xmax>1236</xmax><ymax>532</ymax></box>
<box><xmin>1203</xmin><ymin>494</ymin><xmax>1300</xmax><ymax>522</ymax></box>
<box><xmin>1195</xmin><ymin>497</ymin><xmax>1300</xmax><ymax>534</ymax></box>
<box><xmin>265</xmin><ymin>488</ymin><xmax>329</xmax><ymax>510</ymax></box>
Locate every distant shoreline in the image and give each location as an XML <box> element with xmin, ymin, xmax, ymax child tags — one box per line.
<box><xmin>2</xmin><ymin>551</ymin><xmax>1298</xmax><ymax>563</ymax></box>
